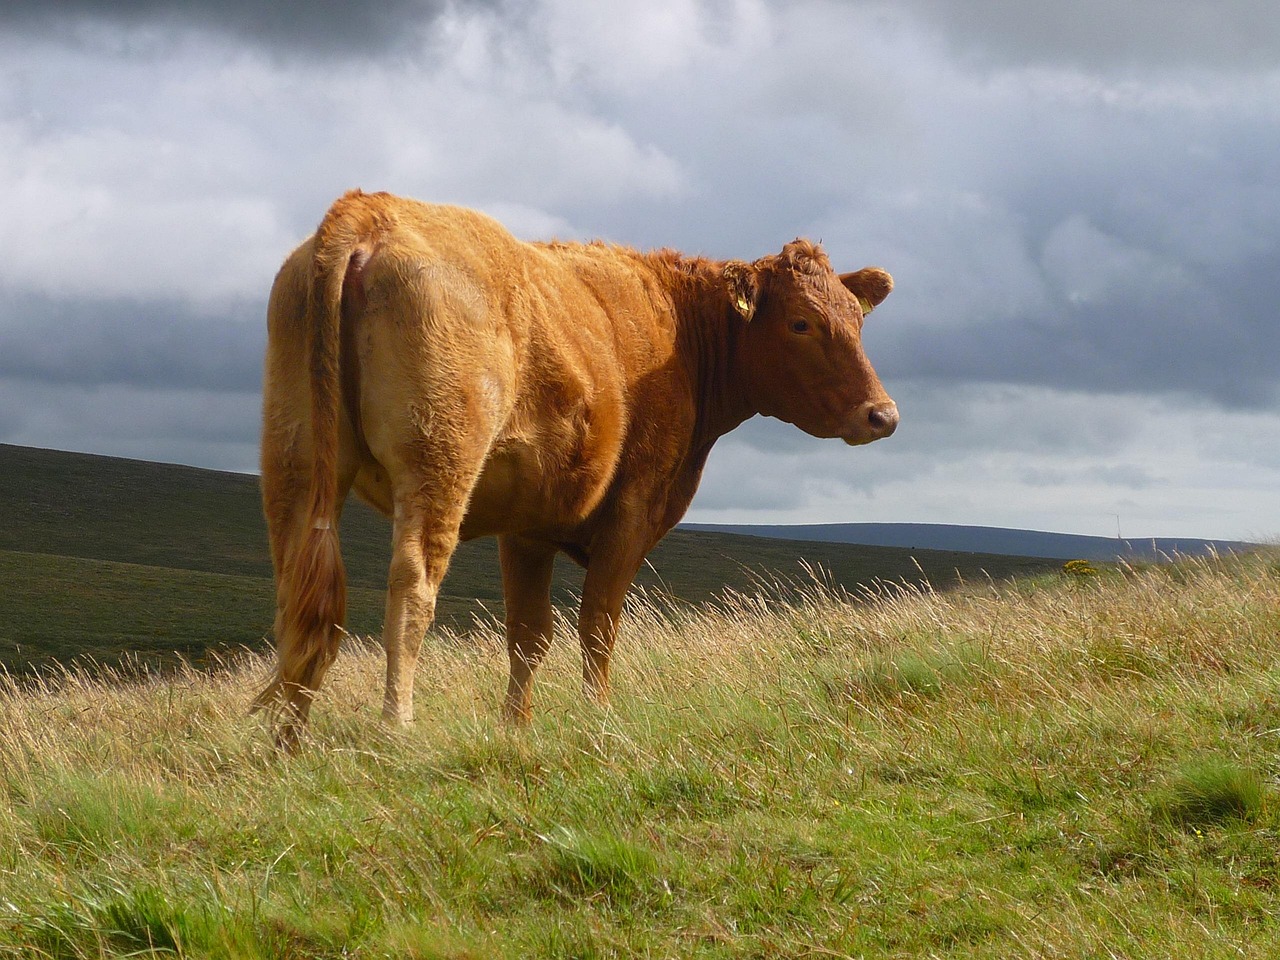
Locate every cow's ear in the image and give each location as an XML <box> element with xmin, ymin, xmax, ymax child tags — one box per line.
<box><xmin>840</xmin><ymin>267</ymin><xmax>893</xmax><ymax>316</ymax></box>
<box><xmin>723</xmin><ymin>261</ymin><xmax>759</xmax><ymax>321</ymax></box>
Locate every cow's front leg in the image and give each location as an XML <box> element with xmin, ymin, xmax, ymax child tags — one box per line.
<box><xmin>578</xmin><ymin>539</ymin><xmax>647</xmax><ymax>705</ymax></box>
<box><xmin>499</xmin><ymin>534</ymin><xmax>557</xmax><ymax>723</ymax></box>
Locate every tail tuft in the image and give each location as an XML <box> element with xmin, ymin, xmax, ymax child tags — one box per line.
<box><xmin>251</xmin><ymin>522</ymin><xmax>346</xmax><ymax>731</ymax></box>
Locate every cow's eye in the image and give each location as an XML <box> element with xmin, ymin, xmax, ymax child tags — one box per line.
<box><xmin>791</xmin><ymin>320</ymin><xmax>809</xmax><ymax>334</ymax></box>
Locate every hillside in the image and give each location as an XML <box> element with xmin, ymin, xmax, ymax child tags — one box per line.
<box><xmin>682</xmin><ymin>521</ymin><xmax>1256</xmax><ymax>561</ymax></box>
<box><xmin>0</xmin><ymin>444</ymin><xmax>1061</xmax><ymax>673</ymax></box>
<box><xmin>0</xmin><ymin>552</ymin><xmax>1276</xmax><ymax>957</ymax></box>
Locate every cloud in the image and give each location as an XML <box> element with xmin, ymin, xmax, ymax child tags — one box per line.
<box><xmin>871</xmin><ymin>0</ymin><xmax>1280</xmax><ymax>73</ymax></box>
<box><xmin>692</xmin><ymin>383</ymin><xmax>1280</xmax><ymax>540</ymax></box>
<box><xmin>0</xmin><ymin>292</ymin><xmax>262</xmax><ymax>392</ymax></box>
<box><xmin>0</xmin><ymin>377</ymin><xmax>260</xmax><ymax>472</ymax></box>
<box><xmin>0</xmin><ymin>0</ymin><xmax>469</xmax><ymax>58</ymax></box>
<box><xmin>0</xmin><ymin>13</ymin><xmax>685</xmax><ymax>306</ymax></box>
<box><xmin>816</xmin><ymin>59</ymin><xmax>1280</xmax><ymax>409</ymax></box>
<box><xmin>0</xmin><ymin>0</ymin><xmax>1276</xmax><ymax>541</ymax></box>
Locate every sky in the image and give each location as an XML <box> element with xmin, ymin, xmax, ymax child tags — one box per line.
<box><xmin>1</xmin><ymin>0</ymin><xmax>1277</xmax><ymax>541</ymax></box>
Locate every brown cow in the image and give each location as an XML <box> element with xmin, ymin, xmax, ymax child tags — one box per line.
<box><xmin>255</xmin><ymin>189</ymin><xmax>898</xmax><ymax>746</ymax></box>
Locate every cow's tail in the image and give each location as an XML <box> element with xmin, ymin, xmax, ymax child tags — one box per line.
<box><xmin>255</xmin><ymin>191</ymin><xmax>377</xmax><ymax>734</ymax></box>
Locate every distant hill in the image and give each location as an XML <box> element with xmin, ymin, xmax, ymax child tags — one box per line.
<box><xmin>681</xmin><ymin>521</ymin><xmax>1255</xmax><ymax>562</ymax></box>
<box><xmin>0</xmin><ymin>443</ymin><xmax>1065</xmax><ymax>675</ymax></box>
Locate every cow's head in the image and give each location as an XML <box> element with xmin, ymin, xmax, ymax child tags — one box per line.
<box><xmin>726</xmin><ymin>240</ymin><xmax>899</xmax><ymax>445</ymax></box>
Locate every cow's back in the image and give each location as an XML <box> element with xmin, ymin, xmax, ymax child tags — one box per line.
<box><xmin>332</xmin><ymin>195</ymin><xmax>686</xmax><ymax>539</ymax></box>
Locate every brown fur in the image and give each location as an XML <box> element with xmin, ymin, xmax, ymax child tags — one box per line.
<box><xmin>255</xmin><ymin>189</ymin><xmax>899</xmax><ymax>746</ymax></box>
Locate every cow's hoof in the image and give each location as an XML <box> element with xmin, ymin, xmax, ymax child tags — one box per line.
<box><xmin>380</xmin><ymin>707</ymin><xmax>413</xmax><ymax>727</ymax></box>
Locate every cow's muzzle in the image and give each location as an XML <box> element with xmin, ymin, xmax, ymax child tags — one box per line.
<box><xmin>844</xmin><ymin>400</ymin><xmax>899</xmax><ymax>445</ymax></box>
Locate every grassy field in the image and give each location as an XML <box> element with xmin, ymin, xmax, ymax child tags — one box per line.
<box><xmin>0</xmin><ymin>444</ymin><xmax>1060</xmax><ymax>674</ymax></box>
<box><xmin>0</xmin><ymin>552</ymin><xmax>1277</xmax><ymax>957</ymax></box>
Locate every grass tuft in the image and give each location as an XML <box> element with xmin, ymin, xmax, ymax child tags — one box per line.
<box><xmin>535</xmin><ymin>826</ymin><xmax>668</xmax><ymax>906</ymax></box>
<box><xmin>1153</xmin><ymin>757</ymin><xmax>1266</xmax><ymax>827</ymax></box>
<box><xmin>826</xmin><ymin>642</ymin><xmax>988</xmax><ymax>706</ymax></box>
<box><xmin>28</xmin><ymin>884</ymin><xmax>201</xmax><ymax>959</ymax></box>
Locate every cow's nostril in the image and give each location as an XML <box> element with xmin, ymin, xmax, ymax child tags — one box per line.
<box><xmin>867</xmin><ymin>403</ymin><xmax>899</xmax><ymax>437</ymax></box>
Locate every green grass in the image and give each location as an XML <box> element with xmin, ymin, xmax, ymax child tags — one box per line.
<box><xmin>1</xmin><ymin>548</ymin><xmax>416</xmax><ymax>674</ymax></box>
<box><xmin>1153</xmin><ymin>758</ymin><xmax>1266</xmax><ymax>828</ymax></box>
<box><xmin>1</xmin><ymin>552</ymin><xmax>1278</xmax><ymax>957</ymax></box>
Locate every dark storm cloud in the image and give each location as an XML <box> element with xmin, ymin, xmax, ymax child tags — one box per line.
<box><xmin>0</xmin><ymin>376</ymin><xmax>261</xmax><ymax>472</ymax></box>
<box><xmin>824</xmin><ymin>42</ymin><xmax>1280</xmax><ymax>411</ymax></box>
<box><xmin>880</xmin><ymin>253</ymin><xmax>1280</xmax><ymax>409</ymax></box>
<box><xmin>0</xmin><ymin>0</ymin><xmax>483</xmax><ymax>57</ymax></box>
<box><xmin>0</xmin><ymin>292</ymin><xmax>262</xmax><ymax>392</ymax></box>
<box><xmin>881</xmin><ymin>0</ymin><xmax>1280</xmax><ymax>73</ymax></box>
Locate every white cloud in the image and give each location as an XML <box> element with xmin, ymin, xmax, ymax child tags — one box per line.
<box><xmin>0</xmin><ymin>21</ymin><xmax>686</xmax><ymax>306</ymax></box>
<box><xmin>692</xmin><ymin>383</ymin><xmax>1280</xmax><ymax>541</ymax></box>
<box><xmin>540</xmin><ymin>0</ymin><xmax>751</xmax><ymax>92</ymax></box>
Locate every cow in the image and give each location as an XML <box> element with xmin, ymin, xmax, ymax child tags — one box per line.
<box><xmin>254</xmin><ymin>189</ymin><xmax>898</xmax><ymax>747</ymax></box>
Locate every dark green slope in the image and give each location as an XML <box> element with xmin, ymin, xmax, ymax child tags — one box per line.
<box><xmin>0</xmin><ymin>443</ymin><xmax>1059</xmax><ymax>673</ymax></box>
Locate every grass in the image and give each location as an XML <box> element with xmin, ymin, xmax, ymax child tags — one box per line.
<box><xmin>0</xmin><ymin>548</ymin><xmax>416</xmax><ymax>674</ymax></box>
<box><xmin>1153</xmin><ymin>758</ymin><xmax>1266</xmax><ymax>828</ymax></box>
<box><xmin>1</xmin><ymin>551</ymin><xmax>1278</xmax><ymax>957</ymax></box>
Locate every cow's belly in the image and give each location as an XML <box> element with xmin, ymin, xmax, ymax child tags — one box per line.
<box><xmin>350</xmin><ymin>442</ymin><xmax>611</xmax><ymax>540</ymax></box>
<box><xmin>351</xmin><ymin>377</ymin><xmax>626</xmax><ymax>541</ymax></box>
<box><xmin>460</xmin><ymin>432</ymin><xmax>619</xmax><ymax>540</ymax></box>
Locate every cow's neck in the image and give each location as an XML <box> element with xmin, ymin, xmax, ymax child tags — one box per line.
<box><xmin>657</xmin><ymin>253</ymin><xmax>757</xmax><ymax>450</ymax></box>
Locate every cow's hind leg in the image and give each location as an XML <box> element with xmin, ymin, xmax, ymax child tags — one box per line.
<box><xmin>360</xmin><ymin>248</ymin><xmax>511</xmax><ymax>725</ymax></box>
<box><xmin>499</xmin><ymin>535</ymin><xmax>557</xmax><ymax>723</ymax></box>
<box><xmin>380</xmin><ymin>480</ymin><xmax>475</xmax><ymax>726</ymax></box>
<box><xmin>382</xmin><ymin>505</ymin><xmax>447</xmax><ymax>725</ymax></box>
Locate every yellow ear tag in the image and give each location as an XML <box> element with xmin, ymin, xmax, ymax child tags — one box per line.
<box><xmin>856</xmin><ymin>295</ymin><xmax>875</xmax><ymax>316</ymax></box>
<box><xmin>735</xmin><ymin>293</ymin><xmax>752</xmax><ymax>318</ymax></box>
